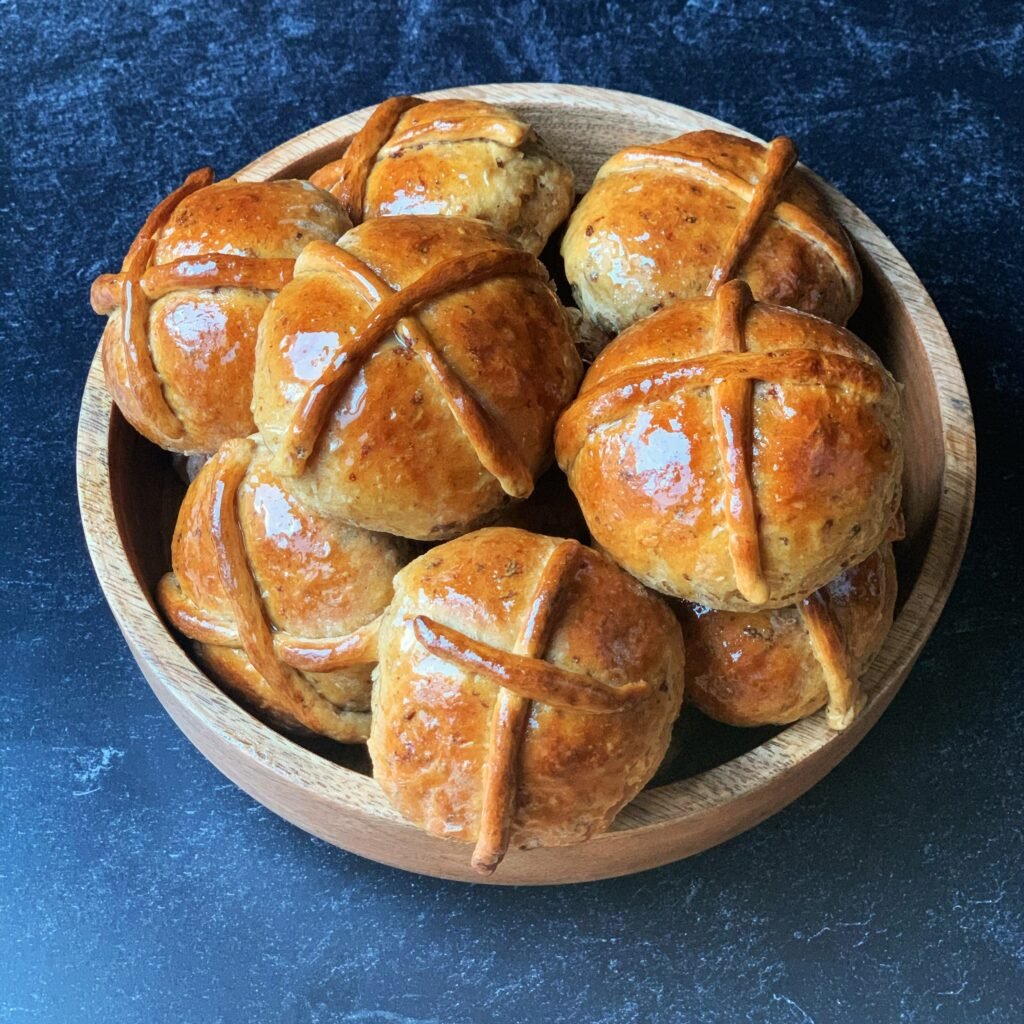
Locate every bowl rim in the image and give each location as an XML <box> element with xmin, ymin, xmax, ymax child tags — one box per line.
<box><xmin>77</xmin><ymin>82</ymin><xmax>976</xmax><ymax>882</ymax></box>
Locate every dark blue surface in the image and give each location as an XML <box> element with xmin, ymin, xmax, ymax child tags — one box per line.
<box><xmin>2</xmin><ymin>1</ymin><xmax>1022</xmax><ymax>1021</ymax></box>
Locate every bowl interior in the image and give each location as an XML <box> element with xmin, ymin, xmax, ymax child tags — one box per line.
<box><xmin>110</xmin><ymin>93</ymin><xmax>942</xmax><ymax>789</ymax></box>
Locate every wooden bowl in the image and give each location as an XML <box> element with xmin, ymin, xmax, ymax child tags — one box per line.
<box><xmin>77</xmin><ymin>83</ymin><xmax>975</xmax><ymax>884</ymax></box>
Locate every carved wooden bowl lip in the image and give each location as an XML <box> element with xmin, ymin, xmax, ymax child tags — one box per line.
<box><xmin>76</xmin><ymin>83</ymin><xmax>976</xmax><ymax>884</ymax></box>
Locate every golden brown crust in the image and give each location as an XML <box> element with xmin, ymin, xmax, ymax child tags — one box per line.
<box><xmin>798</xmin><ymin>587</ymin><xmax>861</xmax><ymax>729</ymax></box>
<box><xmin>253</xmin><ymin>216</ymin><xmax>583</xmax><ymax>540</ymax></box>
<box><xmin>704</xmin><ymin>136</ymin><xmax>799</xmax><ymax>296</ymax></box>
<box><xmin>93</xmin><ymin>168</ymin><xmax>215</xmax><ymax>448</ymax></box>
<box><xmin>562</xmin><ymin>129</ymin><xmax>862</xmax><ymax>337</ymax></box>
<box><xmin>461</xmin><ymin>537</ymin><xmax>583</xmax><ymax>873</ymax></box>
<box><xmin>266</xmin><ymin>242</ymin><xmax>545</xmax><ymax>490</ymax></box>
<box><xmin>411</xmin><ymin>615</ymin><xmax>651</xmax><ymax>713</ymax></box>
<box><xmin>93</xmin><ymin>173</ymin><xmax>350</xmax><ymax>454</ymax></box>
<box><xmin>139</xmin><ymin>254</ymin><xmax>295</xmax><ymax>300</ymax></box>
<box><xmin>707</xmin><ymin>282</ymin><xmax>767</xmax><ymax>605</ymax></box>
<box><xmin>680</xmin><ymin>543</ymin><xmax>897</xmax><ymax>729</ymax></box>
<box><xmin>369</xmin><ymin>528</ymin><xmax>685</xmax><ymax>873</ymax></box>
<box><xmin>555</xmin><ymin>293</ymin><xmax>903</xmax><ymax>611</ymax></box>
<box><xmin>156</xmin><ymin>438</ymin><xmax>408</xmax><ymax>743</ymax></box>
<box><xmin>310</xmin><ymin>96</ymin><xmax>574</xmax><ymax>255</ymax></box>
<box><xmin>310</xmin><ymin>96</ymin><xmax>425</xmax><ymax>223</ymax></box>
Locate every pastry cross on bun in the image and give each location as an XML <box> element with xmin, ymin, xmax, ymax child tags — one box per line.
<box><xmin>310</xmin><ymin>95</ymin><xmax>574</xmax><ymax>254</ymax></box>
<box><xmin>90</xmin><ymin>170</ymin><xmax>351</xmax><ymax>454</ymax></box>
<box><xmin>556</xmin><ymin>279</ymin><xmax>903</xmax><ymax>611</ymax></box>
<box><xmin>157</xmin><ymin>437</ymin><xmax>408</xmax><ymax>743</ymax></box>
<box><xmin>254</xmin><ymin>216</ymin><xmax>583</xmax><ymax>540</ymax></box>
<box><xmin>681</xmin><ymin>542</ymin><xmax>899</xmax><ymax>731</ymax></box>
<box><xmin>370</xmin><ymin>527</ymin><xmax>685</xmax><ymax>874</ymax></box>
<box><xmin>562</xmin><ymin>129</ymin><xmax>862</xmax><ymax>340</ymax></box>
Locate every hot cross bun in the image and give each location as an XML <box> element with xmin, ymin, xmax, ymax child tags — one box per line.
<box><xmin>253</xmin><ymin>215</ymin><xmax>583</xmax><ymax>540</ymax></box>
<box><xmin>555</xmin><ymin>280</ymin><xmax>902</xmax><ymax>611</ymax></box>
<box><xmin>157</xmin><ymin>437</ymin><xmax>408</xmax><ymax>743</ymax></box>
<box><xmin>91</xmin><ymin>170</ymin><xmax>350</xmax><ymax>453</ymax></box>
<box><xmin>370</xmin><ymin>527</ymin><xmax>685</xmax><ymax>874</ymax></box>
<box><xmin>562</xmin><ymin>130</ymin><xmax>861</xmax><ymax>340</ymax></box>
<box><xmin>310</xmin><ymin>96</ymin><xmax>574</xmax><ymax>255</ymax></box>
<box><xmin>680</xmin><ymin>543</ymin><xmax>897</xmax><ymax>731</ymax></box>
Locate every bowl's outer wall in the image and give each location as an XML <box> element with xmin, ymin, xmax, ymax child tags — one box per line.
<box><xmin>77</xmin><ymin>84</ymin><xmax>975</xmax><ymax>884</ymax></box>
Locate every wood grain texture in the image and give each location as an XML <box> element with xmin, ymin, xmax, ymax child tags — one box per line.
<box><xmin>76</xmin><ymin>83</ymin><xmax>975</xmax><ymax>885</ymax></box>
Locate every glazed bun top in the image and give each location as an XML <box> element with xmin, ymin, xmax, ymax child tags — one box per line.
<box><xmin>681</xmin><ymin>541</ymin><xmax>898</xmax><ymax>731</ymax></box>
<box><xmin>310</xmin><ymin>95</ymin><xmax>575</xmax><ymax>255</ymax></box>
<box><xmin>556</xmin><ymin>280</ymin><xmax>903</xmax><ymax>612</ymax></box>
<box><xmin>151</xmin><ymin>176</ymin><xmax>349</xmax><ymax>262</ymax></box>
<box><xmin>91</xmin><ymin>170</ymin><xmax>350</xmax><ymax>454</ymax></box>
<box><xmin>157</xmin><ymin>437</ymin><xmax>409</xmax><ymax>742</ymax></box>
<box><xmin>562</xmin><ymin>130</ymin><xmax>861</xmax><ymax>338</ymax></box>
<box><xmin>370</xmin><ymin>527</ymin><xmax>685</xmax><ymax>874</ymax></box>
<box><xmin>253</xmin><ymin>215</ymin><xmax>583</xmax><ymax>540</ymax></box>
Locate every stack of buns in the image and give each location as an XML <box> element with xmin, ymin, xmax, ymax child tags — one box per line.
<box><xmin>92</xmin><ymin>95</ymin><xmax>903</xmax><ymax>874</ymax></box>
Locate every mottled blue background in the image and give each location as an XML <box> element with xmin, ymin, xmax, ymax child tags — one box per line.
<box><xmin>2</xmin><ymin>1</ymin><xmax>1022</xmax><ymax>1021</ymax></box>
